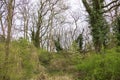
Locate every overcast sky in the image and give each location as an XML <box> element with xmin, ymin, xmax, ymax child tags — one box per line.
<box><xmin>31</xmin><ymin>0</ymin><xmax>83</xmax><ymax>11</ymax></box>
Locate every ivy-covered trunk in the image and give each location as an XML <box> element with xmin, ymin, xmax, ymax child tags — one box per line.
<box><xmin>115</xmin><ymin>16</ymin><xmax>120</xmax><ymax>46</ymax></box>
<box><xmin>82</xmin><ymin>0</ymin><xmax>108</xmax><ymax>53</ymax></box>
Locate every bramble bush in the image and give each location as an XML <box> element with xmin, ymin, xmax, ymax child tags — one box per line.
<box><xmin>76</xmin><ymin>48</ymin><xmax>120</xmax><ymax>80</ymax></box>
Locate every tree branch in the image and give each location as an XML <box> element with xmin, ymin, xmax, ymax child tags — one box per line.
<box><xmin>102</xmin><ymin>2</ymin><xmax>120</xmax><ymax>13</ymax></box>
<box><xmin>82</xmin><ymin>0</ymin><xmax>92</xmax><ymax>15</ymax></box>
<box><xmin>102</xmin><ymin>0</ymin><xmax>119</xmax><ymax>8</ymax></box>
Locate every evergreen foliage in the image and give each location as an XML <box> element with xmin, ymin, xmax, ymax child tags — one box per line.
<box><xmin>114</xmin><ymin>16</ymin><xmax>120</xmax><ymax>46</ymax></box>
<box><xmin>75</xmin><ymin>34</ymin><xmax>83</xmax><ymax>52</ymax></box>
<box><xmin>82</xmin><ymin>0</ymin><xmax>109</xmax><ymax>53</ymax></box>
<box><xmin>54</xmin><ymin>37</ymin><xmax>63</xmax><ymax>52</ymax></box>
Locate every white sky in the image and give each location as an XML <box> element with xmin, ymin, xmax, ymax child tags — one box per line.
<box><xmin>31</xmin><ymin>0</ymin><xmax>82</xmax><ymax>11</ymax></box>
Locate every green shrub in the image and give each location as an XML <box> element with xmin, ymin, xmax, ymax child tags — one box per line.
<box><xmin>76</xmin><ymin>49</ymin><xmax>120</xmax><ymax>80</ymax></box>
<box><xmin>38</xmin><ymin>49</ymin><xmax>52</xmax><ymax>66</ymax></box>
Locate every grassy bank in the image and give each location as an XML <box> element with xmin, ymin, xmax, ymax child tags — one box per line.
<box><xmin>0</xmin><ymin>40</ymin><xmax>120</xmax><ymax>80</ymax></box>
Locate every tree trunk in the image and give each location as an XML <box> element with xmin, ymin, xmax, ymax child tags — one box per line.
<box><xmin>3</xmin><ymin>0</ymin><xmax>14</xmax><ymax>80</ymax></box>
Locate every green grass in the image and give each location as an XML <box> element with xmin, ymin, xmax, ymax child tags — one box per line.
<box><xmin>0</xmin><ymin>40</ymin><xmax>120</xmax><ymax>80</ymax></box>
<box><xmin>0</xmin><ymin>39</ymin><xmax>41</xmax><ymax>80</ymax></box>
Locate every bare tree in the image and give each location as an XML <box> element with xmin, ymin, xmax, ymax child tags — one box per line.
<box><xmin>2</xmin><ymin>0</ymin><xmax>16</xmax><ymax>79</ymax></box>
<box><xmin>31</xmin><ymin>0</ymin><xmax>68</xmax><ymax>49</ymax></box>
<box><xmin>18</xmin><ymin>0</ymin><xmax>31</xmax><ymax>40</ymax></box>
<box><xmin>0</xmin><ymin>0</ymin><xmax>5</xmax><ymax>38</ymax></box>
